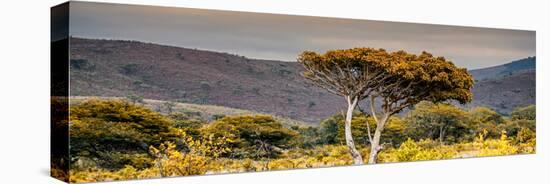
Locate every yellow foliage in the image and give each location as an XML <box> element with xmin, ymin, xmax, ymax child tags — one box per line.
<box><xmin>379</xmin><ymin>139</ymin><xmax>457</xmax><ymax>162</ymax></box>
<box><xmin>148</xmin><ymin>130</ymin><xmax>231</xmax><ymax>177</ymax></box>
<box><xmin>476</xmin><ymin>131</ymin><xmax>519</xmax><ymax>157</ymax></box>
<box><xmin>150</xmin><ymin>141</ymin><xmax>209</xmax><ymax>177</ymax></box>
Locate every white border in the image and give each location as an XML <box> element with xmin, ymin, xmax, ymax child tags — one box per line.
<box><xmin>0</xmin><ymin>0</ymin><xmax>547</xmax><ymax>183</ymax></box>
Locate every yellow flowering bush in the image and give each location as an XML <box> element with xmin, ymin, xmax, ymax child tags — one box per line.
<box><xmin>148</xmin><ymin>130</ymin><xmax>232</xmax><ymax>177</ymax></box>
<box><xmin>379</xmin><ymin>139</ymin><xmax>457</xmax><ymax>162</ymax></box>
<box><xmin>477</xmin><ymin>131</ymin><xmax>519</xmax><ymax>157</ymax></box>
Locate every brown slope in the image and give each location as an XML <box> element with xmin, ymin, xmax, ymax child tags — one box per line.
<box><xmin>469</xmin><ymin>57</ymin><xmax>535</xmax><ymax>81</ymax></box>
<box><xmin>69</xmin><ymin>37</ymin><xmax>345</xmax><ymax>124</ymax></box>
<box><xmin>468</xmin><ymin>69</ymin><xmax>535</xmax><ymax>114</ymax></box>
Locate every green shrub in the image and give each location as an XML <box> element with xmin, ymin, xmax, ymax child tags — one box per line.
<box><xmin>200</xmin><ymin>115</ymin><xmax>299</xmax><ymax>158</ymax></box>
<box><xmin>70</xmin><ymin>99</ymin><xmax>177</xmax><ymax>169</ymax></box>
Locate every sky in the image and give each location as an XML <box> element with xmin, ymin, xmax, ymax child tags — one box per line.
<box><xmin>69</xmin><ymin>2</ymin><xmax>536</xmax><ymax>69</ymax></box>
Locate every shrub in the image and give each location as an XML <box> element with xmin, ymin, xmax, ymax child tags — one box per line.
<box><xmin>404</xmin><ymin>102</ymin><xmax>468</xmax><ymax>144</ymax></box>
<box><xmin>511</xmin><ymin>105</ymin><xmax>535</xmax><ymax>121</ymax></box>
<box><xmin>466</xmin><ymin>107</ymin><xmax>505</xmax><ymax>139</ymax></box>
<box><xmin>291</xmin><ymin>125</ymin><xmax>322</xmax><ymax>148</ymax></box>
<box><xmin>148</xmin><ymin>130</ymin><xmax>231</xmax><ymax>177</ymax></box>
<box><xmin>200</xmin><ymin>115</ymin><xmax>299</xmax><ymax>158</ymax></box>
<box><xmin>502</xmin><ymin>119</ymin><xmax>536</xmax><ymax>139</ymax></box>
<box><xmin>477</xmin><ymin>131</ymin><xmax>519</xmax><ymax>157</ymax></box>
<box><xmin>516</xmin><ymin>128</ymin><xmax>535</xmax><ymax>144</ymax></box>
<box><xmin>69</xmin><ymin>99</ymin><xmax>177</xmax><ymax>169</ymax></box>
<box><xmin>169</xmin><ymin>112</ymin><xmax>206</xmax><ymax>139</ymax></box>
<box><xmin>379</xmin><ymin>139</ymin><xmax>456</xmax><ymax>162</ymax></box>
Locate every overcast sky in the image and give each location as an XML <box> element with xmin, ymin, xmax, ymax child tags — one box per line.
<box><xmin>69</xmin><ymin>2</ymin><xmax>535</xmax><ymax>69</ymax></box>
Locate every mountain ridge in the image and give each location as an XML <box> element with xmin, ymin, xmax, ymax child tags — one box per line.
<box><xmin>469</xmin><ymin>56</ymin><xmax>535</xmax><ymax>81</ymax></box>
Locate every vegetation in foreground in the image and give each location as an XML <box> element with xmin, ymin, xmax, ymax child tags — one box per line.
<box><xmin>58</xmin><ymin>99</ymin><xmax>535</xmax><ymax>183</ymax></box>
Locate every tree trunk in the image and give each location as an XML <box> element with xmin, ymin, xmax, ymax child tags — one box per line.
<box><xmin>439</xmin><ymin>125</ymin><xmax>447</xmax><ymax>145</ymax></box>
<box><xmin>439</xmin><ymin>126</ymin><xmax>444</xmax><ymax>145</ymax></box>
<box><xmin>368</xmin><ymin>114</ymin><xmax>388</xmax><ymax>164</ymax></box>
<box><xmin>344</xmin><ymin>96</ymin><xmax>363</xmax><ymax>165</ymax></box>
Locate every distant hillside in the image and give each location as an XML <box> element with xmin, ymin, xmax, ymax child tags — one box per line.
<box><xmin>469</xmin><ymin>57</ymin><xmax>535</xmax><ymax>81</ymax></box>
<box><xmin>69</xmin><ymin>38</ymin><xmax>535</xmax><ymax>123</ymax></box>
<box><xmin>469</xmin><ymin>70</ymin><xmax>535</xmax><ymax>114</ymax></box>
<box><xmin>69</xmin><ymin>37</ymin><xmax>344</xmax><ymax>124</ymax></box>
<box><xmin>467</xmin><ymin>56</ymin><xmax>536</xmax><ymax>114</ymax></box>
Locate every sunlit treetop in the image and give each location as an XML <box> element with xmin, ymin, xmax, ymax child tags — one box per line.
<box><xmin>298</xmin><ymin>48</ymin><xmax>474</xmax><ymax>115</ymax></box>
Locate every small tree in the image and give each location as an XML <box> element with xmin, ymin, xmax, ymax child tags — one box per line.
<box><xmin>502</xmin><ymin>104</ymin><xmax>536</xmax><ymax>139</ymax></box>
<box><xmin>200</xmin><ymin>115</ymin><xmax>299</xmax><ymax>158</ymax></box>
<box><xmin>319</xmin><ymin>116</ymin><xmax>340</xmax><ymax>145</ymax></box>
<box><xmin>511</xmin><ymin>105</ymin><xmax>536</xmax><ymax>121</ymax></box>
<box><xmin>405</xmin><ymin>102</ymin><xmax>468</xmax><ymax>144</ymax></box>
<box><xmin>70</xmin><ymin>99</ymin><xmax>176</xmax><ymax>169</ymax></box>
<box><xmin>467</xmin><ymin>107</ymin><xmax>505</xmax><ymax>139</ymax></box>
<box><xmin>299</xmin><ymin>48</ymin><xmax>473</xmax><ymax>164</ymax></box>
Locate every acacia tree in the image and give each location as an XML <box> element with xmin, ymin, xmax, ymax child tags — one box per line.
<box><xmin>298</xmin><ymin>48</ymin><xmax>390</xmax><ymax>164</ymax></box>
<box><xmin>201</xmin><ymin>115</ymin><xmax>299</xmax><ymax>159</ymax></box>
<box><xmin>404</xmin><ymin>101</ymin><xmax>468</xmax><ymax>144</ymax></box>
<box><xmin>298</xmin><ymin>48</ymin><xmax>473</xmax><ymax>164</ymax></box>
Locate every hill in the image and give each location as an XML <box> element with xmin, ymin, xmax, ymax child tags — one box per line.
<box><xmin>69</xmin><ymin>37</ymin><xmax>535</xmax><ymax>123</ymax></box>
<box><xmin>468</xmin><ymin>70</ymin><xmax>535</xmax><ymax>114</ymax></box>
<box><xmin>467</xmin><ymin>56</ymin><xmax>536</xmax><ymax>114</ymax></box>
<box><xmin>69</xmin><ymin>37</ymin><xmax>344</xmax><ymax>124</ymax></box>
<box><xmin>469</xmin><ymin>57</ymin><xmax>535</xmax><ymax>81</ymax></box>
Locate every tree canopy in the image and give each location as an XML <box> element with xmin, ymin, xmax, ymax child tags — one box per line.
<box><xmin>511</xmin><ymin>105</ymin><xmax>536</xmax><ymax>121</ymax></box>
<box><xmin>404</xmin><ymin>101</ymin><xmax>468</xmax><ymax>144</ymax></box>
<box><xmin>200</xmin><ymin>115</ymin><xmax>299</xmax><ymax>159</ymax></box>
<box><xmin>69</xmin><ymin>99</ymin><xmax>177</xmax><ymax>169</ymax></box>
<box><xmin>299</xmin><ymin>48</ymin><xmax>474</xmax><ymax>110</ymax></box>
